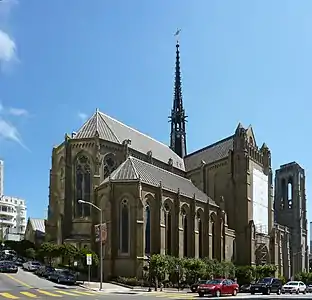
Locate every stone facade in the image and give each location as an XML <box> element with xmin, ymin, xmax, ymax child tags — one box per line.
<box><xmin>45</xmin><ymin>113</ymin><xmax>236</xmax><ymax>279</ymax></box>
<box><xmin>274</xmin><ymin>162</ymin><xmax>309</xmax><ymax>276</ymax></box>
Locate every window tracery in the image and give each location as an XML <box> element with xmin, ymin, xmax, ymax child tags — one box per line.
<box><xmin>75</xmin><ymin>154</ymin><xmax>91</xmax><ymax>218</ymax></box>
<box><xmin>145</xmin><ymin>203</ymin><xmax>151</xmax><ymax>254</ymax></box>
<box><xmin>103</xmin><ymin>153</ymin><xmax>117</xmax><ymax>178</ymax></box>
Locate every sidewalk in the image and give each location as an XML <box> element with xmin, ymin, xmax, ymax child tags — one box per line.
<box><xmin>79</xmin><ymin>281</ymin><xmax>192</xmax><ymax>294</ymax></box>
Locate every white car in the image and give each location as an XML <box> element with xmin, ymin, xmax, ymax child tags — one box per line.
<box><xmin>281</xmin><ymin>281</ymin><xmax>306</xmax><ymax>294</ymax></box>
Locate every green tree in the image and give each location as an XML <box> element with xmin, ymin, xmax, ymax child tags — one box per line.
<box><xmin>38</xmin><ymin>242</ymin><xmax>61</xmax><ymax>265</ymax></box>
<box><xmin>25</xmin><ymin>248</ymin><xmax>36</xmax><ymax>260</ymax></box>
<box><xmin>78</xmin><ymin>247</ymin><xmax>99</xmax><ymax>268</ymax></box>
<box><xmin>184</xmin><ymin>258</ymin><xmax>206</xmax><ymax>284</ymax></box>
<box><xmin>60</xmin><ymin>244</ymin><xmax>79</xmax><ymax>267</ymax></box>
<box><xmin>150</xmin><ymin>254</ymin><xmax>169</xmax><ymax>290</ymax></box>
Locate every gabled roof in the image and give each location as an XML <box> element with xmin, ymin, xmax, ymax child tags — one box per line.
<box><xmin>184</xmin><ymin>135</ymin><xmax>234</xmax><ymax>171</ymax></box>
<box><xmin>74</xmin><ymin>109</ymin><xmax>185</xmax><ymax>171</ymax></box>
<box><xmin>101</xmin><ymin>156</ymin><xmax>216</xmax><ymax>205</ymax></box>
<box><xmin>28</xmin><ymin>218</ymin><xmax>45</xmax><ymax>233</ymax></box>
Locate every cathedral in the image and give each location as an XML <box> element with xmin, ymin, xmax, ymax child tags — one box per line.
<box><xmin>46</xmin><ymin>40</ymin><xmax>308</xmax><ymax>280</ymax></box>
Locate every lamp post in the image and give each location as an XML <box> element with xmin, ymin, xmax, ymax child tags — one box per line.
<box><xmin>78</xmin><ymin>199</ymin><xmax>103</xmax><ymax>291</ymax></box>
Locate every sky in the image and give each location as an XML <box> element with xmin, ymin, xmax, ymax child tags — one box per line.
<box><xmin>0</xmin><ymin>0</ymin><xmax>311</xmax><ymax>224</ymax></box>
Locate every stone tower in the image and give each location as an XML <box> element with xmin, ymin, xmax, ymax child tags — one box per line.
<box><xmin>274</xmin><ymin>162</ymin><xmax>309</xmax><ymax>276</ymax></box>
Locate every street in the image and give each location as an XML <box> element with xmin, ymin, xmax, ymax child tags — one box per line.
<box><xmin>0</xmin><ymin>269</ymin><xmax>311</xmax><ymax>300</ymax></box>
<box><xmin>0</xmin><ymin>268</ymin><xmax>97</xmax><ymax>299</ymax></box>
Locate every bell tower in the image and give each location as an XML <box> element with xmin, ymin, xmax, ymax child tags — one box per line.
<box><xmin>274</xmin><ymin>162</ymin><xmax>309</xmax><ymax>276</ymax></box>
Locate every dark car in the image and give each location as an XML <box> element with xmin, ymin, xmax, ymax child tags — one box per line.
<box><xmin>0</xmin><ymin>261</ymin><xmax>18</xmax><ymax>273</ymax></box>
<box><xmin>198</xmin><ymin>279</ymin><xmax>239</xmax><ymax>297</ymax></box>
<box><xmin>190</xmin><ymin>280</ymin><xmax>208</xmax><ymax>293</ymax></box>
<box><xmin>49</xmin><ymin>269</ymin><xmax>77</xmax><ymax>285</ymax></box>
<box><xmin>35</xmin><ymin>266</ymin><xmax>55</xmax><ymax>278</ymax></box>
<box><xmin>250</xmin><ymin>277</ymin><xmax>282</xmax><ymax>295</ymax></box>
<box><xmin>239</xmin><ymin>283</ymin><xmax>251</xmax><ymax>292</ymax></box>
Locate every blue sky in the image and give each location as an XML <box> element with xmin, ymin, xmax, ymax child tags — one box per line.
<box><xmin>0</xmin><ymin>0</ymin><xmax>311</xmax><ymax>223</ymax></box>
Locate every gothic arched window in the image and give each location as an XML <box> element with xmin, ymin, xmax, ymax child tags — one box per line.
<box><xmin>164</xmin><ymin>203</ymin><xmax>172</xmax><ymax>255</ymax></box>
<box><xmin>120</xmin><ymin>199</ymin><xmax>130</xmax><ymax>253</ymax></box>
<box><xmin>103</xmin><ymin>153</ymin><xmax>117</xmax><ymax>178</ymax></box>
<box><xmin>197</xmin><ymin>212</ymin><xmax>203</xmax><ymax>258</ymax></box>
<box><xmin>182</xmin><ymin>208</ymin><xmax>188</xmax><ymax>257</ymax></box>
<box><xmin>75</xmin><ymin>154</ymin><xmax>91</xmax><ymax>218</ymax></box>
<box><xmin>145</xmin><ymin>204</ymin><xmax>151</xmax><ymax>255</ymax></box>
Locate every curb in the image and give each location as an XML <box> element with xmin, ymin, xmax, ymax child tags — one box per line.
<box><xmin>109</xmin><ymin>281</ymin><xmax>135</xmax><ymax>289</ymax></box>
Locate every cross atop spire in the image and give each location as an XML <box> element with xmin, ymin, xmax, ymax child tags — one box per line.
<box><xmin>169</xmin><ymin>30</ymin><xmax>187</xmax><ymax>158</ymax></box>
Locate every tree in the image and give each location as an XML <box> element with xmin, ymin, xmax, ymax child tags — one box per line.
<box><xmin>38</xmin><ymin>242</ymin><xmax>61</xmax><ymax>265</ymax></box>
<box><xmin>78</xmin><ymin>247</ymin><xmax>99</xmax><ymax>267</ymax></box>
<box><xmin>60</xmin><ymin>244</ymin><xmax>79</xmax><ymax>267</ymax></box>
<box><xmin>25</xmin><ymin>248</ymin><xmax>36</xmax><ymax>260</ymax></box>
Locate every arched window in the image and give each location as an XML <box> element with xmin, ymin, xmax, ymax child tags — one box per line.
<box><xmin>182</xmin><ymin>208</ymin><xmax>188</xmax><ymax>257</ymax></box>
<box><xmin>164</xmin><ymin>203</ymin><xmax>172</xmax><ymax>255</ymax></box>
<box><xmin>75</xmin><ymin>154</ymin><xmax>91</xmax><ymax>217</ymax></box>
<box><xmin>288</xmin><ymin>178</ymin><xmax>293</xmax><ymax>209</ymax></box>
<box><xmin>198</xmin><ymin>213</ymin><xmax>203</xmax><ymax>258</ymax></box>
<box><xmin>145</xmin><ymin>204</ymin><xmax>151</xmax><ymax>255</ymax></box>
<box><xmin>103</xmin><ymin>153</ymin><xmax>117</xmax><ymax>178</ymax></box>
<box><xmin>211</xmin><ymin>215</ymin><xmax>216</xmax><ymax>259</ymax></box>
<box><xmin>120</xmin><ymin>199</ymin><xmax>130</xmax><ymax>253</ymax></box>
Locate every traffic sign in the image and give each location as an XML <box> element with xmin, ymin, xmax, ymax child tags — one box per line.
<box><xmin>86</xmin><ymin>253</ymin><xmax>92</xmax><ymax>266</ymax></box>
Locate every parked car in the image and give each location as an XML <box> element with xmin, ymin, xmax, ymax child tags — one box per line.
<box><xmin>13</xmin><ymin>257</ymin><xmax>25</xmax><ymax>267</ymax></box>
<box><xmin>239</xmin><ymin>283</ymin><xmax>251</xmax><ymax>293</ymax></box>
<box><xmin>306</xmin><ymin>283</ymin><xmax>312</xmax><ymax>293</ymax></box>
<box><xmin>48</xmin><ymin>269</ymin><xmax>77</xmax><ymax>285</ymax></box>
<box><xmin>250</xmin><ymin>277</ymin><xmax>282</xmax><ymax>295</ymax></box>
<box><xmin>281</xmin><ymin>281</ymin><xmax>306</xmax><ymax>294</ymax></box>
<box><xmin>190</xmin><ymin>280</ymin><xmax>208</xmax><ymax>293</ymax></box>
<box><xmin>197</xmin><ymin>279</ymin><xmax>239</xmax><ymax>297</ymax></box>
<box><xmin>35</xmin><ymin>266</ymin><xmax>55</xmax><ymax>278</ymax></box>
<box><xmin>22</xmin><ymin>261</ymin><xmax>41</xmax><ymax>272</ymax></box>
<box><xmin>0</xmin><ymin>261</ymin><xmax>18</xmax><ymax>273</ymax></box>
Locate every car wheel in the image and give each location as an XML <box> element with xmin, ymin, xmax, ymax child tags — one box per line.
<box><xmin>277</xmin><ymin>288</ymin><xmax>281</xmax><ymax>295</ymax></box>
<box><xmin>296</xmin><ymin>289</ymin><xmax>300</xmax><ymax>294</ymax></box>
<box><xmin>303</xmin><ymin>289</ymin><xmax>307</xmax><ymax>294</ymax></box>
<box><xmin>232</xmin><ymin>289</ymin><xmax>237</xmax><ymax>296</ymax></box>
<box><xmin>57</xmin><ymin>278</ymin><xmax>60</xmax><ymax>284</ymax></box>
<box><xmin>251</xmin><ymin>292</ymin><xmax>255</xmax><ymax>295</ymax></box>
<box><xmin>215</xmin><ymin>290</ymin><xmax>221</xmax><ymax>297</ymax></box>
<box><xmin>198</xmin><ymin>292</ymin><xmax>204</xmax><ymax>297</ymax></box>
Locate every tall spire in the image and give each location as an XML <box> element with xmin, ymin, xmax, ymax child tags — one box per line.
<box><xmin>169</xmin><ymin>30</ymin><xmax>187</xmax><ymax>158</ymax></box>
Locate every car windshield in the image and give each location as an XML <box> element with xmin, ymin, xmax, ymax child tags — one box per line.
<box><xmin>31</xmin><ymin>262</ymin><xmax>40</xmax><ymax>266</ymax></box>
<box><xmin>206</xmin><ymin>279</ymin><xmax>223</xmax><ymax>285</ymax></box>
<box><xmin>198</xmin><ymin>280</ymin><xmax>207</xmax><ymax>284</ymax></box>
<box><xmin>61</xmin><ymin>270</ymin><xmax>73</xmax><ymax>275</ymax></box>
<box><xmin>287</xmin><ymin>282</ymin><xmax>299</xmax><ymax>286</ymax></box>
<box><xmin>46</xmin><ymin>267</ymin><xmax>54</xmax><ymax>271</ymax></box>
<box><xmin>257</xmin><ymin>278</ymin><xmax>272</xmax><ymax>284</ymax></box>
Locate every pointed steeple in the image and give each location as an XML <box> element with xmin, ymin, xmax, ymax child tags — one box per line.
<box><xmin>169</xmin><ymin>36</ymin><xmax>187</xmax><ymax>158</ymax></box>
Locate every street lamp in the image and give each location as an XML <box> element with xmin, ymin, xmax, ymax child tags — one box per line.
<box><xmin>78</xmin><ymin>199</ymin><xmax>103</xmax><ymax>291</ymax></box>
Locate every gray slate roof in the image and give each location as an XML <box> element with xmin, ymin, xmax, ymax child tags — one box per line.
<box><xmin>29</xmin><ymin>218</ymin><xmax>45</xmax><ymax>233</ymax></box>
<box><xmin>74</xmin><ymin>110</ymin><xmax>185</xmax><ymax>171</ymax></box>
<box><xmin>102</xmin><ymin>156</ymin><xmax>216</xmax><ymax>205</ymax></box>
<box><xmin>184</xmin><ymin>136</ymin><xmax>234</xmax><ymax>171</ymax></box>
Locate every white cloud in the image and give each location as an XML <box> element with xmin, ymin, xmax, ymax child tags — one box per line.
<box><xmin>8</xmin><ymin>107</ymin><xmax>28</xmax><ymax>116</ymax></box>
<box><xmin>0</xmin><ymin>117</ymin><xmax>29</xmax><ymax>151</ymax></box>
<box><xmin>78</xmin><ymin>112</ymin><xmax>88</xmax><ymax>121</ymax></box>
<box><xmin>0</xmin><ymin>30</ymin><xmax>16</xmax><ymax>67</ymax></box>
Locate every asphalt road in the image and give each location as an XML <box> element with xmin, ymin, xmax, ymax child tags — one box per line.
<box><xmin>0</xmin><ymin>268</ymin><xmax>98</xmax><ymax>299</ymax></box>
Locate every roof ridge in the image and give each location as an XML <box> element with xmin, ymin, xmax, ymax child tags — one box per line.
<box><xmin>110</xmin><ymin>158</ymin><xmax>129</xmax><ymax>180</ymax></box>
<box><xmin>185</xmin><ymin>135</ymin><xmax>234</xmax><ymax>158</ymax></box>
<box><xmin>129</xmin><ymin>156</ymin><xmax>139</xmax><ymax>178</ymax></box>
<box><xmin>98</xmin><ymin>112</ymin><xmax>120</xmax><ymax>143</ymax></box>
<box><xmin>129</xmin><ymin>155</ymin><xmax>192</xmax><ymax>183</ymax></box>
<box><xmin>76</xmin><ymin>111</ymin><xmax>97</xmax><ymax>134</ymax></box>
<box><xmin>99</xmin><ymin>111</ymin><xmax>172</xmax><ymax>150</ymax></box>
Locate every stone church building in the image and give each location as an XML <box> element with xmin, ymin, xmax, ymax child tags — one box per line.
<box><xmin>46</xmin><ymin>40</ymin><xmax>305</xmax><ymax>280</ymax></box>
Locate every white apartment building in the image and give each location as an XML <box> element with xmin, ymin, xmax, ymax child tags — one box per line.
<box><xmin>0</xmin><ymin>160</ymin><xmax>3</xmax><ymax>197</ymax></box>
<box><xmin>0</xmin><ymin>195</ymin><xmax>27</xmax><ymax>240</ymax></box>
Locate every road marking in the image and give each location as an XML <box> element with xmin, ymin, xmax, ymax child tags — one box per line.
<box><xmin>20</xmin><ymin>292</ymin><xmax>37</xmax><ymax>298</ymax></box>
<box><xmin>4</xmin><ymin>274</ymin><xmax>33</xmax><ymax>289</ymax></box>
<box><xmin>36</xmin><ymin>290</ymin><xmax>62</xmax><ymax>297</ymax></box>
<box><xmin>0</xmin><ymin>293</ymin><xmax>19</xmax><ymax>299</ymax></box>
<box><xmin>70</xmin><ymin>291</ymin><xmax>95</xmax><ymax>296</ymax></box>
<box><xmin>55</xmin><ymin>291</ymin><xmax>80</xmax><ymax>296</ymax></box>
